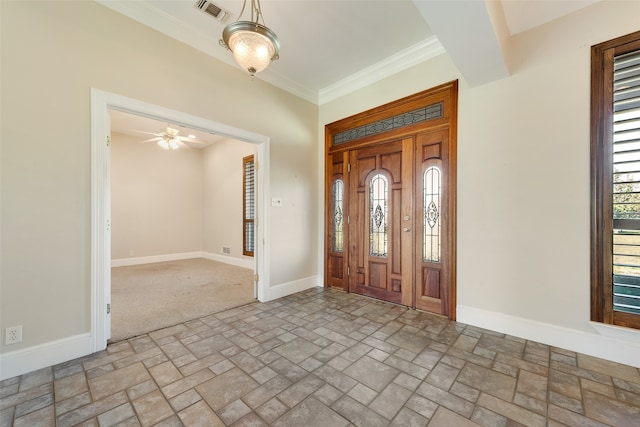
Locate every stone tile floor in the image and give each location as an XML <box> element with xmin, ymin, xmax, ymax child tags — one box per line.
<box><xmin>1</xmin><ymin>287</ymin><xmax>640</xmax><ymax>426</ymax></box>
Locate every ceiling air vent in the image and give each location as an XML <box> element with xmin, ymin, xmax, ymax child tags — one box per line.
<box><xmin>194</xmin><ymin>0</ymin><xmax>230</xmax><ymax>23</ymax></box>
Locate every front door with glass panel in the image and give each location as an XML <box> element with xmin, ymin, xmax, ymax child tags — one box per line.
<box><xmin>349</xmin><ymin>139</ymin><xmax>413</xmax><ymax>306</ymax></box>
<box><xmin>324</xmin><ymin>82</ymin><xmax>457</xmax><ymax>318</ymax></box>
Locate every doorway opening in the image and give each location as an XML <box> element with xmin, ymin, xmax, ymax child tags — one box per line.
<box><xmin>91</xmin><ymin>89</ymin><xmax>270</xmax><ymax>352</ymax></box>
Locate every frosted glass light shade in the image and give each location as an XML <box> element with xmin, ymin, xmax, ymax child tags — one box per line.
<box><xmin>222</xmin><ymin>21</ymin><xmax>280</xmax><ymax>76</ymax></box>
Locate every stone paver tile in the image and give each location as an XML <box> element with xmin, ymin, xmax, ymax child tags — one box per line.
<box><xmin>126</xmin><ymin>380</ymin><xmax>158</xmax><ymax>401</ymax></box>
<box><xmin>495</xmin><ymin>353</ymin><xmax>548</xmax><ymax>376</ymax></box>
<box><xmin>331</xmin><ymin>395</ymin><xmax>387</xmax><ymax>427</ymax></box>
<box><xmin>14</xmin><ymin>392</ymin><xmax>53</xmax><ymax>418</ymax></box>
<box><xmin>457</xmin><ymin>363</ymin><xmax>516</xmax><ymax>401</ymax></box>
<box><xmin>273</xmin><ymin>338</ymin><xmax>322</xmax><ymax>364</ymax></box>
<box><xmin>269</xmin><ymin>357</ymin><xmax>309</xmax><ymax>382</ymax></box>
<box><xmin>548</xmin><ymin>404</ymin><xmax>609</xmax><ymax>427</ymax></box>
<box><xmin>513</xmin><ymin>392</ymin><xmax>546</xmax><ymax>416</ymax></box>
<box><xmin>219</xmin><ymin>398</ymin><xmax>252</xmax><ymax>425</ymax></box>
<box><xmin>169</xmin><ymin>388</ymin><xmax>201</xmax><ymax>412</ymax></box>
<box><xmin>274</xmin><ymin>397</ymin><xmax>349</xmax><ymax>427</ymax></box>
<box><xmin>231</xmin><ymin>411</ymin><xmax>268</xmax><ymax>426</ymax></box>
<box><xmin>393</xmin><ymin>372</ymin><xmax>421</xmax><ymax>391</ymax></box>
<box><xmin>277</xmin><ymin>374</ymin><xmax>324</xmax><ymax>407</ymax></box>
<box><xmin>313</xmin><ymin>364</ymin><xmax>358</xmax><ymax>393</ymax></box>
<box><xmin>313</xmin><ymin>383</ymin><xmax>343</xmax><ymax>406</ymax></box>
<box><xmin>450</xmin><ymin>381</ymin><xmax>480</xmax><ymax>403</ymax></box>
<box><xmin>88</xmin><ymin>363</ymin><xmax>151</xmax><ymax>401</ymax></box>
<box><xmin>160</xmin><ymin>368</ymin><xmax>215</xmax><ymax>399</ymax></box>
<box><xmin>477</xmin><ymin>392</ymin><xmax>545</xmax><ymax>427</ymax></box>
<box><xmin>231</xmin><ymin>352</ymin><xmax>265</xmax><ymax>374</ymax></box>
<box><xmin>54</xmin><ymin>371</ymin><xmax>88</xmax><ymax>402</ymax></box>
<box><xmin>416</xmin><ymin>382</ymin><xmax>475</xmax><ymax>418</ymax></box>
<box><xmin>18</xmin><ymin>368</ymin><xmax>53</xmax><ymax>392</ymax></box>
<box><xmin>131</xmin><ymin>389</ymin><xmax>174</xmax><ymax>427</ymax></box>
<box><xmin>251</xmin><ymin>366</ymin><xmax>278</xmax><ymax>384</ymax></box>
<box><xmin>516</xmin><ymin>369</ymin><xmax>547</xmax><ymax>401</ymax></box>
<box><xmin>178</xmin><ymin>352</ymin><xmax>226</xmax><ymax>377</ymax></box>
<box><xmin>383</xmin><ymin>355</ymin><xmax>430</xmax><ymax>379</ymax></box>
<box><xmin>341</xmin><ymin>342</ymin><xmax>373</xmax><ymax>362</ymax></box>
<box><xmin>389</xmin><ymin>406</ymin><xmax>429</xmax><ymax>427</ymax></box>
<box><xmin>298</xmin><ymin>357</ymin><xmax>323</xmax><ymax>372</ymax></box>
<box><xmin>313</xmin><ymin>342</ymin><xmax>347</xmax><ymax>363</ymax></box>
<box><xmin>578</xmin><ymin>354</ymin><xmax>640</xmax><ymax>382</ymax></box>
<box><xmin>429</xmin><ymin>406</ymin><xmax>483</xmax><ymax>427</ymax></box>
<box><xmin>55</xmin><ymin>391</ymin><xmax>92</xmax><ymax>416</ymax></box>
<box><xmin>477</xmin><ymin>334</ymin><xmax>525</xmax><ymax>358</ymax></box>
<box><xmin>1</xmin><ymin>383</ymin><xmax>52</xmax><ymax>411</ymax></box>
<box><xmin>196</xmin><ymin>368</ymin><xmax>259</xmax><ymax>411</ymax></box>
<box><xmin>57</xmin><ymin>391</ymin><xmax>128</xmax><ymax>427</ymax></box>
<box><xmin>148</xmin><ymin>362</ymin><xmax>183</xmax><ymax>387</ymax></box>
<box><xmin>96</xmin><ymin>403</ymin><xmax>136</xmax><ymax>427</ymax></box>
<box><xmin>549</xmin><ymin>389</ymin><xmax>583</xmax><ymax>413</ymax></box>
<box><xmin>426</xmin><ymin>362</ymin><xmax>460</xmax><ymax>391</ymax></box>
<box><xmin>549</xmin><ymin>369</ymin><xmax>582</xmax><ymax>400</ymax></box>
<box><xmin>369</xmin><ymin>382</ymin><xmax>412</xmax><ymax>420</ymax></box>
<box><xmin>13</xmin><ymin>405</ymin><xmax>55</xmax><ymax>427</ymax></box>
<box><xmin>583</xmin><ymin>388</ymin><xmax>640</xmax><ymax>426</ymax></box>
<box><xmin>347</xmin><ymin>383</ymin><xmax>378</xmax><ymax>405</ymax></box>
<box><xmin>242</xmin><ymin>375</ymin><xmax>291</xmax><ymax>409</ymax></box>
<box><xmin>255</xmin><ymin>397</ymin><xmax>289</xmax><ymax>424</ymax></box>
<box><xmin>178</xmin><ymin>400</ymin><xmax>225</xmax><ymax>427</ymax></box>
<box><xmin>471</xmin><ymin>406</ymin><xmax>509</xmax><ymax>427</ymax></box>
<box><xmin>185</xmin><ymin>334</ymin><xmax>234</xmax><ymax>359</ymax></box>
<box><xmin>385</xmin><ymin>329</ymin><xmax>429</xmax><ymax>353</ymax></box>
<box><xmin>343</xmin><ymin>356</ymin><xmax>399</xmax><ymax>392</ymax></box>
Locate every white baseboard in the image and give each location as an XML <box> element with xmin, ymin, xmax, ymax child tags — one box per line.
<box><xmin>112</xmin><ymin>251</ymin><xmax>254</xmax><ymax>269</ymax></box>
<box><xmin>457</xmin><ymin>305</ymin><xmax>640</xmax><ymax>368</ymax></box>
<box><xmin>0</xmin><ymin>333</ymin><xmax>93</xmax><ymax>381</ymax></box>
<box><xmin>201</xmin><ymin>252</ymin><xmax>254</xmax><ymax>270</ymax></box>
<box><xmin>263</xmin><ymin>275</ymin><xmax>321</xmax><ymax>301</ymax></box>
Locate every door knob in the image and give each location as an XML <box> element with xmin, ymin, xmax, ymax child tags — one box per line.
<box><xmin>403</xmin><ymin>227</ymin><xmax>411</xmax><ymax>232</ymax></box>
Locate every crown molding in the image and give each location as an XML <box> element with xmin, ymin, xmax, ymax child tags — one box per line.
<box><xmin>318</xmin><ymin>36</ymin><xmax>445</xmax><ymax>105</ymax></box>
<box><xmin>96</xmin><ymin>1</ymin><xmax>443</xmax><ymax>106</ymax></box>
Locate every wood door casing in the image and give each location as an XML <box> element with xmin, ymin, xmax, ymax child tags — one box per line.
<box><xmin>324</xmin><ymin>81</ymin><xmax>458</xmax><ymax>319</ymax></box>
<box><xmin>348</xmin><ymin>139</ymin><xmax>413</xmax><ymax>306</ymax></box>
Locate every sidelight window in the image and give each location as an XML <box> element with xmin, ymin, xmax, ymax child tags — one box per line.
<box><xmin>243</xmin><ymin>155</ymin><xmax>255</xmax><ymax>257</ymax></box>
<box><xmin>423</xmin><ymin>166</ymin><xmax>441</xmax><ymax>262</ymax></box>
<box><xmin>369</xmin><ymin>174</ymin><xmax>388</xmax><ymax>257</ymax></box>
<box><xmin>332</xmin><ymin>179</ymin><xmax>344</xmax><ymax>252</ymax></box>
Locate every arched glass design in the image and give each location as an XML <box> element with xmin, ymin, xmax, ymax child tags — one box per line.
<box><xmin>370</xmin><ymin>174</ymin><xmax>388</xmax><ymax>257</ymax></box>
<box><xmin>424</xmin><ymin>166</ymin><xmax>441</xmax><ymax>262</ymax></box>
<box><xmin>332</xmin><ymin>179</ymin><xmax>344</xmax><ymax>252</ymax></box>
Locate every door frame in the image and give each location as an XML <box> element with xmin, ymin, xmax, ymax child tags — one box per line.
<box><xmin>324</xmin><ymin>81</ymin><xmax>457</xmax><ymax>318</ymax></box>
<box><xmin>90</xmin><ymin>88</ymin><xmax>271</xmax><ymax>351</ymax></box>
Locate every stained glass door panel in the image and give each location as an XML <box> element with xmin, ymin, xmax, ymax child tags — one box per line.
<box><xmin>348</xmin><ymin>139</ymin><xmax>413</xmax><ymax>306</ymax></box>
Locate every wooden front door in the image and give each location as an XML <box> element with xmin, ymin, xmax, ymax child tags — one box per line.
<box><xmin>324</xmin><ymin>81</ymin><xmax>457</xmax><ymax>319</ymax></box>
<box><xmin>348</xmin><ymin>139</ymin><xmax>413</xmax><ymax>306</ymax></box>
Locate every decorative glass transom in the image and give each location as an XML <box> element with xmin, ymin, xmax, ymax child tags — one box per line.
<box><xmin>332</xmin><ymin>179</ymin><xmax>344</xmax><ymax>252</ymax></box>
<box><xmin>332</xmin><ymin>102</ymin><xmax>444</xmax><ymax>146</ymax></box>
<box><xmin>423</xmin><ymin>166</ymin><xmax>441</xmax><ymax>262</ymax></box>
<box><xmin>369</xmin><ymin>174</ymin><xmax>388</xmax><ymax>257</ymax></box>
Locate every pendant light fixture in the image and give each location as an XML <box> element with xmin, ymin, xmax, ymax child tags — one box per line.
<box><xmin>219</xmin><ymin>0</ymin><xmax>280</xmax><ymax>76</ymax></box>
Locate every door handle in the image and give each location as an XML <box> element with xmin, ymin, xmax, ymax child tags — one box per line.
<box><xmin>403</xmin><ymin>227</ymin><xmax>411</xmax><ymax>232</ymax></box>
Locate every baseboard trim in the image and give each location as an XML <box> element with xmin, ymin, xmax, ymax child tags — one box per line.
<box><xmin>264</xmin><ymin>275</ymin><xmax>321</xmax><ymax>301</ymax></box>
<box><xmin>457</xmin><ymin>305</ymin><xmax>640</xmax><ymax>368</ymax></box>
<box><xmin>0</xmin><ymin>333</ymin><xmax>93</xmax><ymax>381</ymax></box>
<box><xmin>201</xmin><ymin>252</ymin><xmax>254</xmax><ymax>270</ymax></box>
<box><xmin>112</xmin><ymin>252</ymin><xmax>254</xmax><ymax>269</ymax></box>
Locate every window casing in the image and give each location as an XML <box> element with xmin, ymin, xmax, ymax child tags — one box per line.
<box><xmin>243</xmin><ymin>155</ymin><xmax>255</xmax><ymax>257</ymax></box>
<box><xmin>591</xmin><ymin>31</ymin><xmax>640</xmax><ymax>329</ymax></box>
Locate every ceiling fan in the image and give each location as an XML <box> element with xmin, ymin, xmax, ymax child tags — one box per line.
<box><xmin>137</xmin><ymin>125</ymin><xmax>199</xmax><ymax>150</ymax></box>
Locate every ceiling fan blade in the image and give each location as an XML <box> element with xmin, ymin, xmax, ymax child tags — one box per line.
<box><xmin>141</xmin><ymin>137</ymin><xmax>161</xmax><ymax>143</ymax></box>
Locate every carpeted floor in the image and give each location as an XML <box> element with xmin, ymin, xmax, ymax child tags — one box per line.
<box><xmin>110</xmin><ymin>258</ymin><xmax>255</xmax><ymax>342</ymax></box>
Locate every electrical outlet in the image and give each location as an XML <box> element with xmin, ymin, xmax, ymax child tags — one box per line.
<box><xmin>5</xmin><ymin>325</ymin><xmax>22</xmax><ymax>345</ymax></box>
<box><xmin>222</xmin><ymin>246</ymin><xmax>231</xmax><ymax>255</ymax></box>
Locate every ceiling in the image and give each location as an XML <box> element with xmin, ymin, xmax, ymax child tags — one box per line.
<box><xmin>104</xmin><ymin>0</ymin><xmax>599</xmax><ymax>140</ymax></box>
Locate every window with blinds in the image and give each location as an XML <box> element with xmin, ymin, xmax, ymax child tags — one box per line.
<box><xmin>612</xmin><ymin>49</ymin><xmax>640</xmax><ymax>316</ymax></box>
<box><xmin>591</xmin><ymin>30</ymin><xmax>640</xmax><ymax>329</ymax></box>
<box><xmin>243</xmin><ymin>155</ymin><xmax>255</xmax><ymax>257</ymax></box>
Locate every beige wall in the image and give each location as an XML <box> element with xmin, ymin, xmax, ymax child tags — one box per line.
<box><xmin>202</xmin><ymin>139</ymin><xmax>255</xmax><ymax>259</ymax></box>
<box><xmin>0</xmin><ymin>1</ymin><xmax>318</xmax><ymax>354</ymax></box>
<box><xmin>111</xmin><ymin>131</ymin><xmax>204</xmax><ymax>259</ymax></box>
<box><xmin>319</xmin><ymin>0</ymin><xmax>640</xmax><ymax>365</ymax></box>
